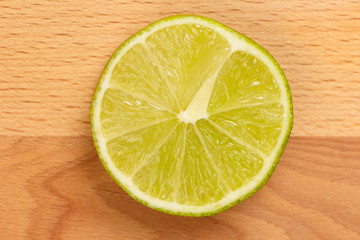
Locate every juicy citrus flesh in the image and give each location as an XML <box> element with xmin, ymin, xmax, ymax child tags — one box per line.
<box><xmin>91</xmin><ymin>15</ymin><xmax>293</xmax><ymax>216</ymax></box>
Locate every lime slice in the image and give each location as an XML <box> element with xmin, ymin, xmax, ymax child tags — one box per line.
<box><xmin>91</xmin><ymin>15</ymin><xmax>293</xmax><ymax>216</ymax></box>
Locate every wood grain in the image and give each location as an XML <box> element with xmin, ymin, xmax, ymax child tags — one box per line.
<box><xmin>0</xmin><ymin>0</ymin><xmax>359</xmax><ymax>136</ymax></box>
<box><xmin>1</xmin><ymin>136</ymin><xmax>359</xmax><ymax>239</ymax></box>
<box><xmin>0</xmin><ymin>0</ymin><xmax>360</xmax><ymax>239</ymax></box>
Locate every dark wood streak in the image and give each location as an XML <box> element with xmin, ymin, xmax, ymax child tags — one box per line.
<box><xmin>0</xmin><ymin>136</ymin><xmax>359</xmax><ymax>239</ymax></box>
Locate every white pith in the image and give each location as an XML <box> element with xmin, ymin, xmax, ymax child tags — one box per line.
<box><xmin>92</xmin><ymin>16</ymin><xmax>292</xmax><ymax>214</ymax></box>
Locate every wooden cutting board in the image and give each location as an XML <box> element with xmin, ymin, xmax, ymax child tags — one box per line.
<box><xmin>1</xmin><ymin>0</ymin><xmax>359</xmax><ymax>239</ymax></box>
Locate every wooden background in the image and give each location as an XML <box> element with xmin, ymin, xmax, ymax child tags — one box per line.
<box><xmin>1</xmin><ymin>0</ymin><xmax>359</xmax><ymax>239</ymax></box>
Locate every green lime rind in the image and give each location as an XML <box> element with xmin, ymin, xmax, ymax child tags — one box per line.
<box><xmin>90</xmin><ymin>14</ymin><xmax>293</xmax><ymax>217</ymax></box>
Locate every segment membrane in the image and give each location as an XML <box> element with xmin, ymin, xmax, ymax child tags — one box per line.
<box><xmin>101</xmin><ymin>88</ymin><xmax>176</xmax><ymax>139</ymax></box>
<box><xmin>107</xmin><ymin>119</ymin><xmax>179</xmax><ymax>176</ymax></box>
<box><xmin>208</xmin><ymin>51</ymin><xmax>281</xmax><ymax>115</ymax></box>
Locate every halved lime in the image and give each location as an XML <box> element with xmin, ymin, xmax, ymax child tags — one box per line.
<box><xmin>91</xmin><ymin>15</ymin><xmax>293</xmax><ymax>216</ymax></box>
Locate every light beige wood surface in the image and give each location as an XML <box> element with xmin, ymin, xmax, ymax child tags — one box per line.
<box><xmin>0</xmin><ymin>0</ymin><xmax>359</xmax><ymax>239</ymax></box>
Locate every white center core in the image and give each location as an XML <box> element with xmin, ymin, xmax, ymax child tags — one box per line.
<box><xmin>177</xmin><ymin>69</ymin><xmax>220</xmax><ymax>124</ymax></box>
